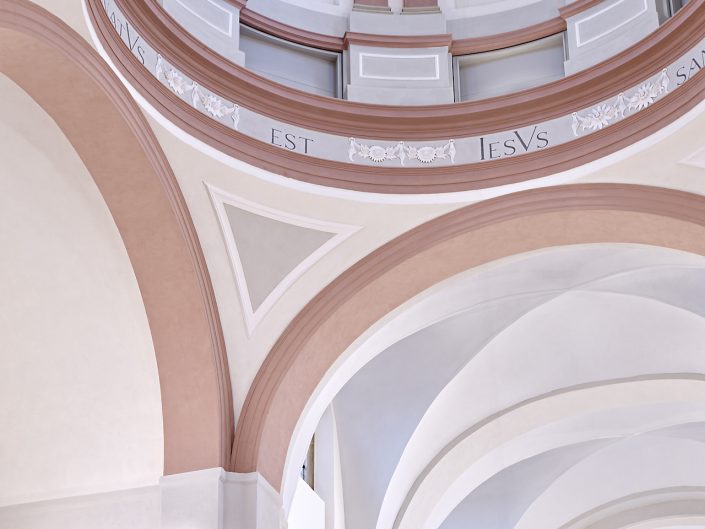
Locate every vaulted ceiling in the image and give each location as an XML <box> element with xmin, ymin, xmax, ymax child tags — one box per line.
<box><xmin>327</xmin><ymin>244</ymin><xmax>705</xmax><ymax>529</ymax></box>
<box><xmin>2</xmin><ymin>2</ymin><xmax>705</xmax><ymax>529</ymax></box>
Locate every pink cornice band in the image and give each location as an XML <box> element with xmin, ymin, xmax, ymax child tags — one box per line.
<box><xmin>88</xmin><ymin>0</ymin><xmax>705</xmax><ymax>193</ymax></box>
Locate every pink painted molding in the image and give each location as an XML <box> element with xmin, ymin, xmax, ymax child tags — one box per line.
<box><xmin>88</xmin><ymin>0</ymin><xmax>705</xmax><ymax>194</ymax></box>
<box><xmin>0</xmin><ymin>0</ymin><xmax>234</xmax><ymax>475</ymax></box>
<box><xmin>230</xmin><ymin>184</ymin><xmax>705</xmax><ymax>489</ymax></box>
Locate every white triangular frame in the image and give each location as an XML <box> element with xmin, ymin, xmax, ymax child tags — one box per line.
<box><xmin>207</xmin><ymin>183</ymin><xmax>360</xmax><ymax>335</ymax></box>
<box><xmin>680</xmin><ymin>141</ymin><xmax>705</xmax><ymax>170</ymax></box>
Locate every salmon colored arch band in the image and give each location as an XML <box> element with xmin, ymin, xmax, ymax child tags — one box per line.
<box><xmin>231</xmin><ymin>184</ymin><xmax>705</xmax><ymax>489</ymax></box>
<box><xmin>0</xmin><ymin>0</ymin><xmax>233</xmax><ymax>475</ymax></box>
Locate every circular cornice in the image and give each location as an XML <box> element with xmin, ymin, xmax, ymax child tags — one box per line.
<box><xmin>96</xmin><ymin>0</ymin><xmax>705</xmax><ymax>139</ymax></box>
<box><xmin>87</xmin><ymin>0</ymin><xmax>705</xmax><ymax>193</ymax></box>
<box><xmin>238</xmin><ymin>5</ymin><xmax>567</xmax><ymax>55</ymax></box>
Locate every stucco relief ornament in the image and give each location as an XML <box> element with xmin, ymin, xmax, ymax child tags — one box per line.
<box><xmin>405</xmin><ymin>140</ymin><xmax>456</xmax><ymax>164</ymax></box>
<box><xmin>191</xmin><ymin>83</ymin><xmax>240</xmax><ymax>129</ymax></box>
<box><xmin>627</xmin><ymin>69</ymin><xmax>669</xmax><ymax>111</ymax></box>
<box><xmin>155</xmin><ymin>54</ymin><xmax>194</xmax><ymax>96</ymax></box>
<box><xmin>572</xmin><ymin>69</ymin><xmax>671</xmax><ymax>137</ymax></box>
<box><xmin>571</xmin><ymin>103</ymin><xmax>615</xmax><ymax>134</ymax></box>
<box><xmin>349</xmin><ymin>138</ymin><xmax>406</xmax><ymax>164</ymax></box>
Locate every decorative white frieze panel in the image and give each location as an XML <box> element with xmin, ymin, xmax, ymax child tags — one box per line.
<box><xmin>348</xmin><ymin>139</ymin><xmax>456</xmax><ymax>165</ymax></box>
<box><xmin>156</xmin><ymin>54</ymin><xmax>240</xmax><ymax>129</ymax></box>
<box><xmin>405</xmin><ymin>140</ymin><xmax>456</xmax><ymax>164</ymax></box>
<box><xmin>348</xmin><ymin>139</ymin><xmax>405</xmax><ymax>164</ymax></box>
<box><xmin>97</xmin><ymin>0</ymin><xmax>705</xmax><ymax>169</ymax></box>
<box><xmin>572</xmin><ymin>69</ymin><xmax>670</xmax><ymax>136</ymax></box>
<box><xmin>192</xmin><ymin>83</ymin><xmax>240</xmax><ymax>128</ymax></box>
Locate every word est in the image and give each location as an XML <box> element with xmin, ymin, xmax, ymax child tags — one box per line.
<box><xmin>271</xmin><ymin>129</ymin><xmax>314</xmax><ymax>154</ymax></box>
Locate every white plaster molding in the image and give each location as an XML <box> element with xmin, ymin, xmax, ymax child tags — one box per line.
<box><xmin>223</xmin><ymin>472</ymin><xmax>285</xmax><ymax>529</ymax></box>
<box><xmin>348</xmin><ymin>138</ymin><xmax>405</xmax><ymax>164</ymax></box>
<box><xmin>574</xmin><ymin>0</ymin><xmax>649</xmax><ymax>48</ymax></box>
<box><xmin>173</xmin><ymin>0</ymin><xmax>234</xmax><ymax>37</ymax></box>
<box><xmin>348</xmin><ymin>138</ymin><xmax>456</xmax><ymax>165</ymax></box>
<box><xmin>405</xmin><ymin>140</ymin><xmax>456</xmax><ymax>164</ymax></box>
<box><xmin>572</xmin><ymin>69</ymin><xmax>669</xmax><ymax>136</ymax></box>
<box><xmin>678</xmin><ymin>140</ymin><xmax>705</xmax><ymax>171</ymax></box>
<box><xmin>358</xmin><ymin>53</ymin><xmax>441</xmax><ymax>81</ymax></box>
<box><xmin>156</xmin><ymin>55</ymin><xmax>240</xmax><ymax>129</ymax></box>
<box><xmin>160</xmin><ymin>468</ymin><xmax>284</xmax><ymax>529</ymax></box>
<box><xmin>206</xmin><ymin>183</ymin><xmax>360</xmax><ymax>335</ymax></box>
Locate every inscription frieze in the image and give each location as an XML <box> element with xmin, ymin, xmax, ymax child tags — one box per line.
<box><xmin>479</xmin><ymin>126</ymin><xmax>550</xmax><ymax>160</ymax></box>
<box><xmin>271</xmin><ymin>129</ymin><xmax>314</xmax><ymax>154</ymax></box>
<box><xmin>96</xmin><ymin>0</ymin><xmax>705</xmax><ymax>170</ymax></box>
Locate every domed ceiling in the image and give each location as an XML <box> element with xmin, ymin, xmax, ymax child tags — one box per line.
<box><xmin>2</xmin><ymin>1</ymin><xmax>705</xmax><ymax>529</ymax></box>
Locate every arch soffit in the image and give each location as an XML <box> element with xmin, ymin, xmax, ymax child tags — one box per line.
<box><xmin>275</xmin><ymin>250</ymin><xmax>705</xmax><ymax>517</ymax></box>
<box><xmin>0</xmin><ymin>0</ymin><xmax>233</xmax><ymax>475</ymax></box>
<box><xmin>380</xmin><ymin>282</ymin><xmax>705</xmax><ymax>529</ymax></box>
<box><xmin>232</xmin><ymin>183</ymin><xmax>705</xmax><ymax>490</ymax></box>
<box><xmin>397</xmin><ymin>378</ymin><xmax>705</xmax><ymax>529</ymax></box>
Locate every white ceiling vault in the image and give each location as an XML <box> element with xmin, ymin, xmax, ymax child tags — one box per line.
<box><xmin>306</xmin><ymin>244</ymin><xmax>705</xmax><ymax>529</ymax></box>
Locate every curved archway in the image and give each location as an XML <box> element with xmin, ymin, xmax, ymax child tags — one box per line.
<box><xmin>397</xmin><ymin>377</ymin><xmax>705</xmax><ymax>529</ymax></box>
<box><xmin>232</xmin><ymin>183</ymin><xmax>705</xmax><ymax>490</ymax></box>
<box><xmin>0</xmin><ymin>0</ymin><xmax>232</xmax><ymax>474</ymax></box>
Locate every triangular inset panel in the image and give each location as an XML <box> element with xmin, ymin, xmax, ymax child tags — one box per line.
<box><xmin>224</xmin><ymin>204</ymin><xmax>335</xmax><ymax>312</ymax></box>
<box><xmin>208</xmin><ymin>184</ymin><xmax>359</xmax><ymax>334</ymax></box>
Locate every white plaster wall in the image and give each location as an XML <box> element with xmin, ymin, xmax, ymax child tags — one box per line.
<box><xmin>0</xmin><ymin>487</ymin><xmax>161</xmax><ymax>529</ymax></box>
<box><xmin>288</xmin><ymin>479</ymin><xmax>325</xmax><ymax>529</ymax></box>
<box><xmin>0</xmin><ymin>75</ymin><xmax>163</xmax><ymax>507</ymax></box>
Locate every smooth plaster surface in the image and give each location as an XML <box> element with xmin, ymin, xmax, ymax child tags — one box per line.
<box><xmin>0</xmin><ymin>74</ymin><xmax>163</xmax><ymax>506</ymax></box>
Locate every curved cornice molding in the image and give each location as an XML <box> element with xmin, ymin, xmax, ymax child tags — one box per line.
<box><xmin>230</xmin><ymin>184</ymin><xmax>705</xmax><ymax>489</ymax></box>
<box><xmin>343</xmin><ymin>32</ymin><xmax>453</xmax><ymax>49</ymax></box>
<box><xmin>239</xmin><ymin>7</ymin><xmax>345</xmax><ymax>52</ymax></box>
<box><xmin>88</xmin><ymin>0</ymin><xmax>705</xmax><ymax>193</ymax></box>
<box><xmin>560</xmin><ymin>0</ymin><xmax>607</xmax><ymax>19</ymax></box>
<box><xmin>450</xmin><ymin>17</ymin><xmax>566</xmax><ymax>55</ymax></box>
<box><xmin>94</xmin><ymin>0</ymin><xmax>703</xmax><ymax>140</ymax></box>
<box><xmin>0</xmin><ymin>0</ymin><xmax>233</xmax><ymax>475</ymax></box>
<box><xmin>238</xmin><ymin>5</ymin><xmax>564</xmax><ymax>55</ymax></box>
